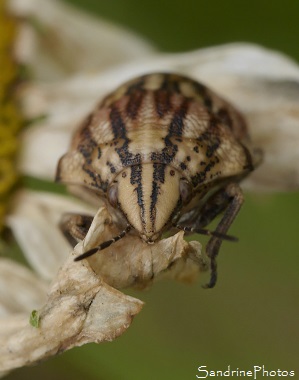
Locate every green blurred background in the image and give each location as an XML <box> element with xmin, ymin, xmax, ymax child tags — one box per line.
<box><xmin>7</xmin><ymin>0</ymin><xmax>299</xmax><ymax>379</ymax></box>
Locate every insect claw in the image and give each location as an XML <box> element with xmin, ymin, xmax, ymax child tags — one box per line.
<box><xmin>202</xmin><ymin>257</ymin><xmax>218</xmax><ymax>289</ymax></box>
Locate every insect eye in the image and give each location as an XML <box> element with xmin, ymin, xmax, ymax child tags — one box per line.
<box><xmin>107</xmin><ymin>183</ymin><xmax>118</xmax><ymax>207</ymax></box>
<box><xmin>179</xmin><ymin>179</ymin><xmax>193</xmax><ymax>204</ymax></box>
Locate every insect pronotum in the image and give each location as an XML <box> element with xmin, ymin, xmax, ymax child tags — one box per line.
<box><xmin>56</xmin><ymin>73</ymin><xmax>262</xmax><ymax>288</ymax></box>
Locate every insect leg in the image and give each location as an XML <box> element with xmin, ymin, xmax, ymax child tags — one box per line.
<box><xmin>201</xmin><ymin>183</ymin><xmax>244</xmax><ymax>288</ymax></box>
<box><xmin>59</xmin><ymin>213</ymin><xmax>94</xmax><ymax>247</ymax></box>
<box><xmin>74</xmin><ymin>225</ymin><xmax>131</xmax><ymax>261</ymax></box>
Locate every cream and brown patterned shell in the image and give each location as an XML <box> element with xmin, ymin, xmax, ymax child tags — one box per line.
<box><xmin>56</xmin><ymin>73</ymin><xmax>260</xmax><ymax>239</ymax></box>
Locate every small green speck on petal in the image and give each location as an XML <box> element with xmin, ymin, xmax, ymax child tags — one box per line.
<box><xmin>29</xmin><ymin>310</ymin><xmax>40</xmax><ymax>328</ymax></box>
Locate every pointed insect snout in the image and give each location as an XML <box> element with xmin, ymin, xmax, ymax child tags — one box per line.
<box><xmin>116</xmin><ymin>164</ymin><xmax>182</xmax><ymax>243</ymax></box>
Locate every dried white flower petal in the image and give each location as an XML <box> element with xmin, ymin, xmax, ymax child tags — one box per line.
<box><xmin>1</xmin><ymin>192</ymin><xmax>207</xmax><ymax>372</ymax></box>
<box><xmin>0</xmin><ymin>259</ymin><xmax>47</xmax><ymax>317</ymax></box>
<box><xmin>18</xmin><ymin>123</ymin><xmax>75</xmax><ymax>180</ymax></box>
<box><xmin>0</xmin><ymin>251</ymin><xmax>143</xmax><ymax>372</ymax></box>
<box><xmin>224</xmin><ymin>80</ymin><xmax>299</xmax><ymax>191</ymax></box>
<box><xmin>9</xmin><ymin>0</ymin><xmax>154</xmax><ymax>79</ymax></box>
<box><xmin>6</xmin><ymin>191</ymin><xmax>96</xmax><ymax>281</ymax></box>
<box><xmin>76</xmin><ymin>207</ymin><xmax>208</xmax><ymax>289</ymax></box>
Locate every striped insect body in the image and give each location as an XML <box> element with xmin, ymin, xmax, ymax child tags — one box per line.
<box><xmin>56</xmin><ymin>73</ymin><xmax>262</xmax><ymax>287</ymax></box>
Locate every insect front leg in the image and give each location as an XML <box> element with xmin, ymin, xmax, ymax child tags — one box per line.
<box><xmin>179</xmin><ymin>183</ymin><xmax>244</xmax><ymax>288</ymax></box>
<box><xmin>60</xmin><ymin>213</ymin><xmax>94</xmax><ymax>247</ymax></box>
<box><xmin>200</xmin><ymin>183</ymin><xmax>244</xmax><ymax>288</ymax></box>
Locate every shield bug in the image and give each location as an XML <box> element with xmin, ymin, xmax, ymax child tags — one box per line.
<box><xmin>56</xmin><ymin>73</ymin><xmax>262</xmax><ymax>288</ymax></box>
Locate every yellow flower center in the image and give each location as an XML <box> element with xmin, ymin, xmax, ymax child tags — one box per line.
<box><xmin>0</xmin><ymin>3</ymin><xmax>23</xmax><ymax>231</ymax></box>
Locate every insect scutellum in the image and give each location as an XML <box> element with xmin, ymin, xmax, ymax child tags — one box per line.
<box><xmin>56</xmin><ymin>72</ymin><xmax>262</xmax><ymax>288</ymax></box>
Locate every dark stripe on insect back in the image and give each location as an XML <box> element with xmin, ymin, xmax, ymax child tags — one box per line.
<box><xmin>110</xmin><ymin>106</ymin><xmax>141</xmax><ymax>166</ymax></box>
<box><xmin>197</xmin><ymin>131</ymin><xmax>220</xmax><ymax>159</ymax></box>
<box><xmin>110</xmin><ymin>106</ymin><xmax>127</xmax><ymax>140</ymax></box>
<box><xmin>154</xmin><ymin>89</ymin><xmax>172</xmax><ymax>118</ymax></box>
<box><xmin>76</xmin><ymin>114</ymin><xmax>106</xmax><ymax>188</ymax></box>
<box><xmin>192</xmin><ymin>118</ymin><xmax>222</xmax><ymax>186</ymax></box>
<box><xmin>216</xmin><ymin>107</ymin><xmax>234</xmax><ymax>130</ymax></box>
<box><xmin>190</xmin><ymin>158</ymin><xmax>218</xmax><ymax>188</ymax></box>
<box><xmin>125</xmin><ymin>76</ymin><xmax>146</xmax><ymax>95</ymax></box>
<box><xmin>130</xmin><ymin>164</ymin><xmax>145</xmax><ymax>223</ymax></box>
<box><xmin>154</xmin><ymin>74</ymin><xmax>182</xmax><ymax>118</ymax></box>
<box><xmin>150</xmin><ymin>163</ymin><xmax>166</xmax><ymax>226</ymax></box>
<box><xmin>192</xmin><ymin>81</ymin><xmax>213</xmax><ymax>111</ymax></box>
<box><xmin>125</xmin><ymin>76</ymin><xmax>146</xmax><ymax>119</ymax></box>
<box><xmin>151</xmin><ymin>98</ymin><xmax>190</xmax><ymax>164</ymax></box>
<box><xmin>75</xmin><ymin>113</ymin><xmax>98</xmax><ymax>164</ymax></box>
<box><xmin>217</xmin><ymin>105</ymin><xmax>249</xmax><ymax>140</ymax></box>
<box><xmin>160</xmin><ymin>74</ymin><xmax>182</xmax><ymax>94</ymax></box>
<box><xmin>195</xmin><ymin>113</ymin><xmax>224</xmax><ymax>160</ymax></box>
<box><xmin>75</xmin><ymin>113</ymin><xmax>97</xmax><ymax>153</ymax></box>
<box><xmin>125</xmin><ymin>88</ymin><xmax>145</xmax><ymax>119</ymax></box>
<box><xmin>168</xmin><ymin>98</ymin><xmax>189</xmax><ymax>136</ymax></box>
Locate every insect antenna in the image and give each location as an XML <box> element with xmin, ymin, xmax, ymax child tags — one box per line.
<box><xmin>74</xmin><ymin>225</ymin><xmax>131</xmax><ymax>261</ymax></box>
<box><xmin>174</xmin><ymin>224</ymin><xmax>238</xmax><ymax>242</ymax></box>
